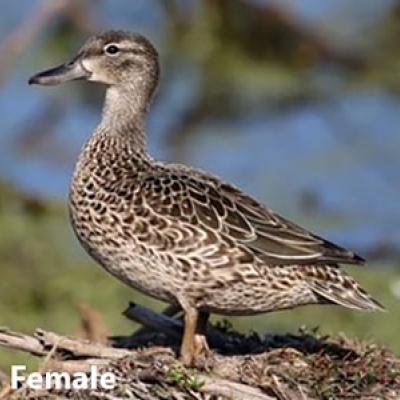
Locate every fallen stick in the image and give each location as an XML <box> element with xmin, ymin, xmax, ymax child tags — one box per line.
<box><xmin>0</xmin><ymin>328</ymin><xmax>47</xmax><ymax>356</ymax></box>
<box><xmin>0</xmin><ymin>324</ymin><xmax>397</xmax><ymax>399</ymax></box>
<box><xmin>35</xmin><ymin>329</ymin><xmax>132</xmax><ymax>360</ymax></box>
<box><xmin>123</xmin><ymin>302</ymin><xmax>183</xmax><ymax>339</ymax></box>
<box><xmin>0</xmin><ymin>328</ymin><xmax>132</xmax><ymax>360</ymax></box>
<box><xmin>122</xmin><ymin>302</ymin><xmax>228</xmax><ymax>349</ymax></box>
<box><xmin>200</xmin><ymin>375</ymin><xmax>274</xmax><ymax>400</ymax></box>
<box><xmin>0</xmin><ymin>327</ymin><xmax>275</xmax><ymax>400</ymax></box>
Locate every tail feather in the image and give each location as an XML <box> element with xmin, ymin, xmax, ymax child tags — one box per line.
<box><xmin>306</xmin><ymin>266</ymin><xmax>385</xmax><ymax>312</ymax></box>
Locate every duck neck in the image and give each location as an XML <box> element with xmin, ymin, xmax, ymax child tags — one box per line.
<box><xmin>98</xmin><ymin>84</ymin><xmax>150</xmax><ymax>154</ymax></box>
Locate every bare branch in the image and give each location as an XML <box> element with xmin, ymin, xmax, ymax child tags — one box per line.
<box><xmin>121</xmin><ymin>302</ymin><xmax>227</xmax><ymax>350</ymax></box>
<box><xmin>0</xmin><ymin>327</ymin><xmax>132</xmax><ymax>360</ymax></box>
<box><xmin>123</xmin><ymin>302</ymin><xmax>183</xmax><ymax>339</ymax></box>
<box><xmin>0</xmin><ymin>327</ymin><xmax>47</xmax><ymax>356</ymax></box>
<box><xmin>34</xmin><ymin>329</ymin><xmax>132</xmax><ymax>360</ymax></box>
<box><xmin>0</xmin><ymin>322</ymin><xmax>399</xmax><ymax>399</ymax></box>
<box><xmin>200</xmin><ymin>375</ymin><xmax>274</xmax><ymax>400</ymax></box>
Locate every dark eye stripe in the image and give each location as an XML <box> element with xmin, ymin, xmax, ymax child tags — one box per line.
<box><xmin>132</xmin><ymin>48</ymin><xmax>145</xmax><ymax>55</ymax></box>
<box><xmin>86</xmin><ymin>45</ymin><xmax>146</xmax><ymax>57</ymax></box>
<box><xmin>122</xmin><ymin>47</ymin><xmax>146</xmax><ymax>55</ymax></box>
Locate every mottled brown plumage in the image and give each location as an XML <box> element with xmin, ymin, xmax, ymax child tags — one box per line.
<box><xmin>29</xmin><ymin>30</ymin><xmax>384</xmax><ymax>365</ymax></box>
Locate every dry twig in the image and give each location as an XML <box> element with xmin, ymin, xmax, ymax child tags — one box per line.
<box><xmin>0</xmin><ymin>303</ymin><xmax>399</xmax><ymax>399</ymax></box>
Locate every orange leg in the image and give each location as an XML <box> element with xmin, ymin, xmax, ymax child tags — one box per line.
<box><xmin>194</xmin><ymin>311</ymin><xmax>210</xmax><ymax>357</ymax></box>
<box><xmin>180</xmin><ymin>307</ymin><xmax>198</xmax><ymax>366</ymax></box>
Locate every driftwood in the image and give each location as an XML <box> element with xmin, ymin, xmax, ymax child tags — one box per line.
<box><xmin>0</xmin><ymin>303</ymin><xmax>399</xmax><ymax>399</ymax></box>
<box><xmin>0</xmin><ymin>332</ymin><xmax>273</xmax><ymax>399</ymax></box>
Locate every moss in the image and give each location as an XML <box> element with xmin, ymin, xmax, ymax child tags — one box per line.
<box><xmin>167</xmin><ymin>364</ymin><xmax>204</xmax><ymax>391</ymax></box>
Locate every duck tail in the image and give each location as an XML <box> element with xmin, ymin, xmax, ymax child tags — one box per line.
<box><xmin>306</xmin><ymin>265</ymin><xmax>385</xmax><ymax>312</ymax></box>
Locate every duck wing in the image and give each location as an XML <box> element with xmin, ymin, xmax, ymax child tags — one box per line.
<box><xmin>138</xmin><ymin>169</ymin><xmax>364</xmax><ymax>266</ymax></box>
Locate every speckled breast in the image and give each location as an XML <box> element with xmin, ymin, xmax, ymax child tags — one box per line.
<box><xmin>68</xmin><ymin>155</ymin><xmax>180</xmax><ymax>304</ymax></box>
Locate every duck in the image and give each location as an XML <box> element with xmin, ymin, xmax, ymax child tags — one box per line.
<box><xmin>29</xmin><ymin>30</ymin><xmax>384</xmax><ymax>366</ymax></box>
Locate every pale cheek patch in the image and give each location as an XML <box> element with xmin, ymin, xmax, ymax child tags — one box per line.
<box><xmin>82</xmin><ymin>59</ymin><xmax>113</xmax><ymax>84</ymax></box>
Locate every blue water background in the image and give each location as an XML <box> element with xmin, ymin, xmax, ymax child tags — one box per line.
<box><xmin>0</xmin><ymin>0</ymin><xmax>399</xmax><ymax>258</ymax></box>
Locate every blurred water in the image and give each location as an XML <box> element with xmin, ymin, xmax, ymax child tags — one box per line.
<box><xmin>182</xmin><ymin>90</ymin><xmax>400</xmax><ymax>251</ymax></box>
<box><xmin>257</xmin><ymin>0</ymin><xmax>394</xmax><ymax>46</ymax></box>
<box><xmin>0</xmin><ymin>0</ymin><xmax>399</xmax><ymax>258</ymax></box>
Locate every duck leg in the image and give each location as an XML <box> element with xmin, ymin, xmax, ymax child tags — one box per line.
<box><xmin>181</xmin><ymin>309</ymin><xmax>210</xmax><ymax>365</ymax></box>
<box><xmin>194</xmin><ymin>311</ymin><xmax>210</xmax><ymax>358</ymax></box>
<box><xmin>181</xmin><ymin>307</ymin><xmax>198</xmax><ymax>366</ymax></box>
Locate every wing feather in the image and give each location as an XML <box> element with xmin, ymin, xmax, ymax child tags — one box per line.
<box><xmin>139</xmin><ymin>169</ymin><xmax>364</xmax><ymax>266</ymax></box>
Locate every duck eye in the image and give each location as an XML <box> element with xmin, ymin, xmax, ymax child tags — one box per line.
<box><xmin>104</xmin><ymin>44</ymin><xmax>120</xmax><ymax>56</ymax></box>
